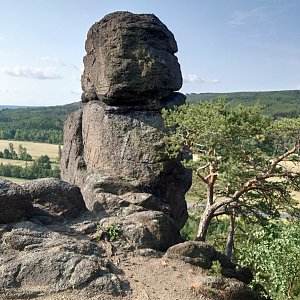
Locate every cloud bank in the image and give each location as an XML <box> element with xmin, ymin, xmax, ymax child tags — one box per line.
<box><xmin>183</xmin><ymin>74</ymin><xmax>220</xmax><ymax>84</ymax></box>
<box><xmin>2</xmin><ymin>66</ymin><xmax>61</xmax><ymax>80</ymax></box>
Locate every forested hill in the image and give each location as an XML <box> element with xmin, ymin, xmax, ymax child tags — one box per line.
<box><xmin>186</xmin><ymin>90</ymin><xmax>300</xmax><ymax>118</ymax></box>
<box><xmin>0</xmin><ymin>102</ymin><xmax>80</xmax><ymax>144</ymax></box>
<box><xmin>1</xmin><ymin>90</ymin><xmax>300</xmax><ymax>144</ymax></box>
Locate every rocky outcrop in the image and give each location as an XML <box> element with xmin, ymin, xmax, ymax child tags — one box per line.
<box><xmin>165</xmin><ymin>241</ymin><xmax>254</xmax><ymax>284</ymax></box>
<box><xmin>196</xmin><ymin>276</ymin><xmax>258</xmax><ymax>300</ymax></box>
<box><xmin>0</xmin><ymin>220</ymin><xmax>128</xmax><ymax>299</ymax></box>
<box><xmin>23</xmin><ymin>178</ymin><xmax>87</xmax><ymax>221</ymax></box>
<box><xmin>0</xmin><ymin>11</ymin><xmax>262</xmax><ymax>300</ymax></box>
<box><xmin>0</xmin><ymin>178</ymin><xmax>129</xmax><ymax>299</ymax></box>
<box><xmin>0</xmin><ymin>179</ymin><xmax>33</xmax><ymax>224</ymax></box>
<box><xmin>81</xmin><ymin>11</ymin><xmax>182</xmax><ymax>104</ymax></box>
<box><xmin>61</xmin><ymin>11</ymin><xmax>192</xmax><ymax>252</ymax></box>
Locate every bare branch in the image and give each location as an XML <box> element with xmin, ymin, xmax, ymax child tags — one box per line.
<box><xmin>269</xmin><ymin>142</ymin><xmax>300</xmax><ymax>173</ymax></box>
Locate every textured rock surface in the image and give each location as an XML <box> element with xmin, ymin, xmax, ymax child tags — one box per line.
<box><xmin>99</xmin><ymin>210</ymin><xmax>182</xmax><ymax>251</ymax></box>
<box><xmin>0</xmin><ymin>179</ymin><xmax>33</xmax><ymax>224</ymax></box>
<box><xmin>0</xmin><ymin>221</ymin><xmax>128</xmax><ymax>299</ymax></box>
<box><xmin>81</xmin><ymin>11</ymin><xmax>182</xmax><ymax>104</ymax></box>
<box><xmin>197</xmin><ymin>276</ymin><xmax>258</xmax><ymax>300</ymax></box>
<box><xmin>165</xmin><ymin>241</ymin><xmax>253</xmax><ymax>284</ymax></box>
<box><xmin>61</xmin><ymin>96</ymin><xmax>191</xmax><ymax>231</ymax></box>
<box><xmin>62</xmin><ymin>11</ymin><xmax>192</xmax><ymax>252</ymax></box>
<box><xmin>23</xmin><ymin>178</ymin><xmax>87</xmax><ymax>220</ymax></box>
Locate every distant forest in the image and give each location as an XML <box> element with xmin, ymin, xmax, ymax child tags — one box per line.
<box><xmin>186</xmin><ymin>90</ymin><xmax>300</xmax><ymax>118</ymax></box>
<box><xmin>0</xmin><ymin>103</ymin><xmax>80</xmax><ymax>144</ymax></box>
<box><xmin>0</xmin><ymin>90</ymin><xmax>300</xmax><ymax>144</ymax></box>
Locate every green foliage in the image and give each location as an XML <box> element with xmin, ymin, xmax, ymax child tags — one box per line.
<box><xmin>0</xmin><ymin>154</ymin><xmax>60</xmax><ymax>180</ymax></box>
<box><xmin>0</xmin><ymin>102</ymin><xmax>80</xmax><ymax>143</ymax></box>
<box><xmin>182</xmin><ymin>212</ymin><xmax>300</xmax><ymax>300</ymax></box>
<box><xmin>237</xmin><ymin>220</ymin><xmax>300</xmax><ymax>300</ymax></box>
<box><xmin>1</xmin><ymin>143</ymin><xmax>33</xmax><ymax>161</ymax></box>
<box><xmin>18</xmin><ymin>144</ymin><xmax>32</xmax><ymax>161</ymax></box>
<box><xmin>181</xmin><ymin>213</ymin><xmax>200</xmax><ymax>241</ymax></box>
<box><xmin>163</xmin><ymin>100</ymin><xmax>300</xmax><ymax>223</ymax></box>
<box><xmin>97</xmin><ymin>223</ymin><xmax>122</xmax><ymax>242</ymax></box>
<box><xmin>186</xmin><ymin>90</ymin><xmax>300</xmax><ymax>118</ymax></box>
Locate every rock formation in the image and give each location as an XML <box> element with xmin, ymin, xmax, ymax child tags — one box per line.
<box><xmin>0</xmin><ymin>179</ymin><xmax>33</xmax><ymax>224</ymax></box>
<box><xmin>81</xmin><ymin>11</ymin><xmax>182</xmax><ymax>104</ymax></box>
<box><xmin>61</xmin><ymin>11</ymin><xmax>192</xmax><ymax>251</ymax></box>
<box><xmin>0</xmin><ymin>12</ymin><xmax>261</xmax><ymax>300</ymax></box>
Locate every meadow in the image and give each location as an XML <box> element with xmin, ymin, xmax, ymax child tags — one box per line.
<box><xmin>0</xmin><ymin>140</ymin><xmax>61</xmax><ymax>160</ymax></box>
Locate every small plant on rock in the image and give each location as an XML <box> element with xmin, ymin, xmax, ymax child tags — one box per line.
<box><xmin>97</xmin><ymin>223</ymin><xmax>122</xmax><ymax>242</ymax></box>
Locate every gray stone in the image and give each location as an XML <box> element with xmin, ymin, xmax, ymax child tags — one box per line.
<box><xmin>61</xmin><ymin>11</ymin><xmax>192</xmax><ymax>253</ymax></box>
<box><xmin>165</xmin><ymin>241</ymin><xmax>219</xmax><ymax>269</ymax></box>
<box><xmin>81</xmin><ymin>11</ymin><xmax>182</xmax><ymax>104</ymax></box>
<box><xmin>0</xmin><ymin>221</ymin><xmax>126</xmax><ymax>298</ymax></box>
<box><xmin>22</xmin><ymin>178</ymin><xmax>87</xmax><ymax>220</ymax></box>
<box><xmin>165</xmin><ymin>241</ymin><xmax>253</xmax><ymax>284</ymax></box>
<box><xmin>0</xmin><ymin>179</ymin><xmax>33</xmax><ymax>224</ymax></box>
<box><xmin>61</xmin><ymin>97</ymin><xmax>191</xmax><ymax>229</ymax></box>
<box><xmin>98</xmin><ymin>211</ymin><xmax>182</xmax><ymax>251</ymax></box>
<box><xmin>198</xmin><ymin>276</ymin><xmax>258</xmax><ymax>300</ymax></box>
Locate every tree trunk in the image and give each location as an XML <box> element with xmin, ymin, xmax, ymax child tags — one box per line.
<box><xmin>225</xmin><ymin>209</ymin><xmax>236</xmax><ymax>260</ymax></box>
<box><xmin>196</xmin><ymin>207</ymin><xmax>214</xmax><ymax>241</ymax></box>
<box><xmin>196</xmin><ymin>179</ymin><xmax>215</xmax><ymax>241</ymax></box>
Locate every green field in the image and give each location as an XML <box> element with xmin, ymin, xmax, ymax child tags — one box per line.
<box><xmin>0</xmin><ymin>176</ymin><xmax>28</xmax><ymax>184</ymax></box>
<box><xmin>0</xmin><ymin>140</ymin><xmax>61</xmax><ymax>160</ymax></box>
<box><xmin>0</xmin><ymin>158</ymin><xmax>34</xmax><ymax>167</ymax></box>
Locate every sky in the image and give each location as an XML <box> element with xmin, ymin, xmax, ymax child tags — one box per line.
<box><xmin>0</xmin><ymin>0</ymin><xmax>299</xmax><ymax>106</ymax></box>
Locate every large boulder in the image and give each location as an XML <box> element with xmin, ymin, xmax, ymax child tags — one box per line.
<box><xmin>0</xmin><ymin>179</ymin><xmax>33</xmax><ymax>224</ymax></box>
<box><xmin>81</xmin><ymin>11</ymin><xmax>182</xmax><ymax>104</ymax></box>
<box><xmin>61</xmin><ymin>11</ymin><xmax>192</xmax><ymax>251</ymax></box>
<box><xmin>165</xmin><ymin>241</ymin><xmax>253</xmax><ymax>284</ymax></box>
<box><xmin>61</xmin><ymin>98</ymin><xmax>191</xmax><ymax>229</ymax></box>
<box><xmin>99</xmin><ymin>210</ymin><xmax>182</xmax><ymax>251</ymax></box>
<box><xmin>0</xmin><ymin>221</ymin><xmax>127</xmax><ymax>298</ymax></box>
<box><xmin>22</xmin><ymin>178</ymin><xmax>87</xmax><ymax>220</ymax></box>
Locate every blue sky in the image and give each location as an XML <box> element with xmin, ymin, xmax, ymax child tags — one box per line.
<box><xmin>0</xmin><ymin>0</ymin><xmax>299</xmax><ymax>106</ymax></box>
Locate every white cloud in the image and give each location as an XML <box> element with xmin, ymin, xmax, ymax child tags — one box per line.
<box><xmin>2</xmin><ymin>66</ymin><xmax>62</xmax><ymax>80</ymax></box>
<box><xmin>296</xmin><ymin>84</ymin><xmax>300</xmax><ymax>90</ymax></box>
<box><xmin>183</xmin><ymin>74</ymin><xmax>220</xmax><ymax>84</ymax></box>
<box><xmin>229</xmin><ymin>7</ymin><xmax>266</xmax><ymax>26</ymax></box>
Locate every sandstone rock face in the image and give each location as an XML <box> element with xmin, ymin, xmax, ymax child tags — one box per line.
<box><xmin>62</xmin><ymin>11</ymin><xmax>191</xmax><ymax>252</ymax></box>
<box><xmin>165</xmin><ymin>241</ymin><xmax>254</xmax><ymax>284</ymax></box>
<box><xmin>0</xmin><ymin>179</ymin><xmax>33</xmax><ymax>224</ymax></box>
<box><xmin>61</xmin><ymin>97</ymin><xmax>191</xmax><ymax>230</ymax></box>
<box><xmin>81</xmin><ymin>11</ymin><xmax>182</xmax><ymax>104</ymax></box>
<box><xmin>0</xmin><ymin>221</ymin><xmax>128</xmax><ymax>298</ymax></box>
<box><xmin>22</xmin><ymin>178</ymin><xmax>87</xmax><ymax>220</ymax></box>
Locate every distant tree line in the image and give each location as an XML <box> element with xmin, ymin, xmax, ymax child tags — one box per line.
<box><xmin>0</xmin><ymin>155</ymin><xmax>60</xmax><ymax>179</ymax></box>
<box><xmin>0</xmin><ymin>143</ymin><xmax>32</xmax><ymax>161</ymax></box>
<box><xmin>186</xmin><ymin>90</ymin><xmax>300</xmax><ymax>119</ymax></box>
<box><xmin>0</xmin><ymin>102</ymin><xmax>80</xmax><ymax>144</ymax></box>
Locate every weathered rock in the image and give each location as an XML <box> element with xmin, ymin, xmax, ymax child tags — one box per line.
<box><xmin>165</xmin><ymin>241</ymin><xmax>253</xmax><ymax>284</ymax></box>
<box><xmin>61</xmin><ymin>97</ymin><xmax>191</xmax><ymax>229</ymax></box>
<box><xmin>22</xmin><ymin>178</ymin><xmax>87</xmax><ymax>221</ymax></box>
<box><xmin>61</xmin><ymin>11</ymin><xmax>192</xmax><ymax>252</ymax></box>
<box><xmin>197</xmin><ymin>276</ymin><xmax>258</xmax><ymax>300</ymax></box>
<box><xmin>99</xmin><ymin>210</ymin><xmax>182</xmax><ymax>251</ymax></box>
<box><xmin>0</xmin><ymin>221</ymin><xmax>127</xmax><ymax>298</ymax></box>
<box><xmin>81</xmin><ymin>11</ymin><xmax>182</xmax><ymax>104</ymax></box>
<box><xmin>0</xmin><ymin>179</ymin><xmax>33</xmax><ymax>224</ymax></box>
<box><xmin>165</xmin><ymin>241</ymin><xmax>220</xmax><ymax>269</ymax></box>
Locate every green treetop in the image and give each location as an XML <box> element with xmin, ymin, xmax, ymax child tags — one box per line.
<box><xmin>163</xmin><ymin>99</ymin><xmax>300</xmax><ymax>257</ymax></box>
